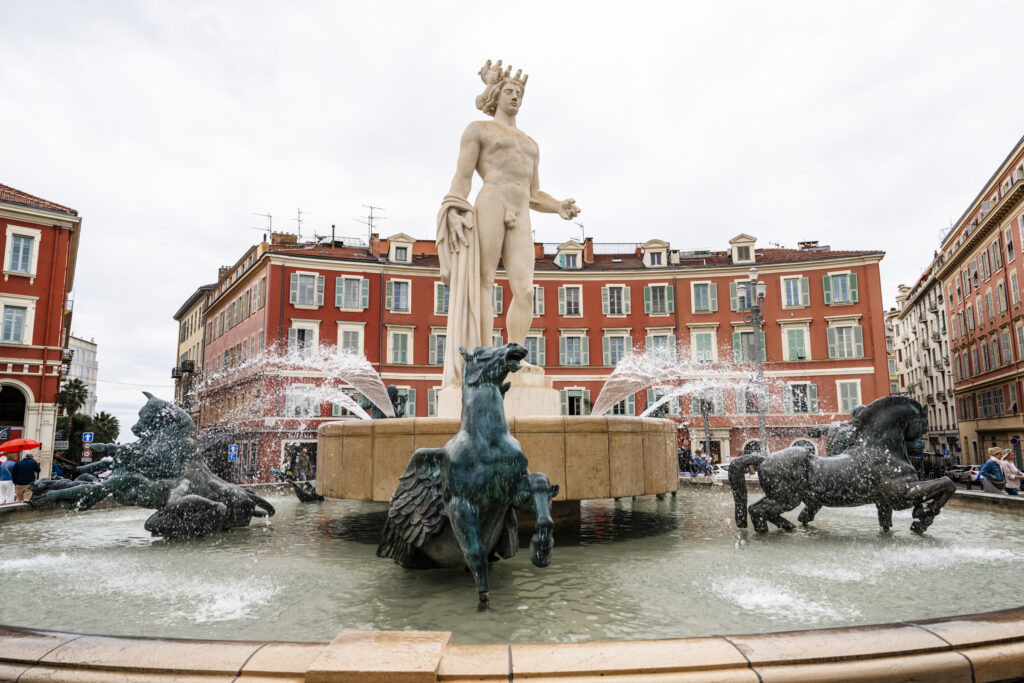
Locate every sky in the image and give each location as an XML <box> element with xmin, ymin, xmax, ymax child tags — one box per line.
<box><xmin>3</xmin><ymin>0</ymin><xmax>1024</xmax><ymax>434</ymax></box>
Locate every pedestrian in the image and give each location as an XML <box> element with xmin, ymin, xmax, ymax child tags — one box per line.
<box><xmin>295</xmin><ymin>448</ymin><xmax>311</xmax><ymax>482</ymax></box>
<box><xmin>979</xmin><ymin>447</ymin><xmax>1007</xmax><ymax>494</ymax></box>
<box><xmin>11</xmin><ymin>451</ymin><xmax>41</xmax><ymax>502</ymax></box>
<box><xmin>0</xmin><ymin>455</ymin><xmax>15</xmax><ymax>504</ymax></box>
<box><xmin>1000</xmin><ymin>449</ymin><xmax>1023</xmax><ymax>497</ymax></box>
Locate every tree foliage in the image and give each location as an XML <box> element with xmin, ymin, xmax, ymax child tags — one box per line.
<box><xmin>62</xmin><ymin>378</ymin><xmax>89</xmax><ymax>417</ymax></box>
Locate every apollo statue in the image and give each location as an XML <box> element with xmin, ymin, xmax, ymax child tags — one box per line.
<box><xmin>437</xmin><ymin>60</ymin><xmax>581</xmax><ymax>386</ymax></box>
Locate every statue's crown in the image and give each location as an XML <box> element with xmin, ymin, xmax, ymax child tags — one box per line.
<box><xmin>478</xmin><ymin>59</ymin><xmax>528</xmax><ymax>89</ymax></box>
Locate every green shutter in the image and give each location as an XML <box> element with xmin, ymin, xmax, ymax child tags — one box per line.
<box><xmin>800</xmin><ymin>277</ymin><xmax>809</xmax><ymax>307</ymax></box>
<box><xmin>427</xmin><ymin>388</ymin><xmax>437</xmax><ymax>417</ymax></box>
<box><xmin>624</xmin><ymin>286</ymin><xmax>631</xmax><ymax>314</ymax></box>
<box><xmin>783</xmin><ymin>385</ymin><xmax>793</xmax><ymax>413</ymax></box>
<box><xmin>406</xmin><ymin>389</ymin><xmax>415</xmax><ymax>416</ymax></box>
<box><xmin>558</xmin><ymin>286</ymin><xmax>566</xmax><ymax>315</ymax></box>
<box><xmin>733</xmin><ymin>331</ymin><xmax>741</xmax><ymax>362</ymax></box>
<box><xmin>827</xmin><ymin>327</ymin><xmax>837</xmax><ymax>358</ymax></box>
<box><xmin>853</xmin><ymin>325</ymin><xmax>864</xmax><ymax>358</ymax></box>
<box><xmin>536</xmin><ymin>286</ymin><xmax>545</xmax><ymax>315</ymax></box>
<box><xmin>581</xmin><ymin>338</ymin><xmax>589</xmax><ymax>365</ymax></box>
<box><xmin>668</xmin><ymin>334</ymin><xmax>677</xmax><ymax>360</ymax></box>
<box><xmin>709</xmin><ymin>283</ymin><xmax>718</xmax><ymax>312</ymax></box>
<box><xmin>289</xmin><ymin>273</ymin><xmax>298</xmax><ymax>304</ymax></box>
<box><xmin>667</xmin><ymin>286</ymin><xmax>675</xmax><ymax>313</ymax></box>
<box><xmin>360</xmin><ymin>278</ymin><xmax>369</xmax><ymax>309</ymax></box>
<box><xmin>643</xmin><ymin>286</ymin><xmax>652</xmax><ymax>314</ymax></box>
<box><xmin>808</xmin><ymin>383</ymin><xmax>818</xmax><ymax>413</ymax></box>
<box><xmin>315</xmin><ymin>276</ymin><xmax>324</xmax><ymax>306</ymax></box>
<box><xmin>428</xmin><ymin>334</ymin><xmax>437</xmax><ymax>365</ymax></box>
<box><xmin>493</xmin><ymin>285</ymin><xmax>503</xmax><ymax>314</ymax></box>
<box><xmin>627</xmin><ymin>394</ymin><xmax>635</xmax><ymax>415</ymax></box>
<box><xmin>560</xmin><ymin>390</ymin><xmax>568</xmax><ymax>415</ymax></box>
<box><xmin>601</xmin><ymin>286</ymin><xmax>609</xmax><ymax>315</ymax></box>
<box><xmin>602</xmin><ymin>336</ymin><xmax>610</xmax><ymax>365</ymax></box>
<box><xmin>645</xmin><ymin>334</ymin><xmax>653</xmax><ymax>353</ymax></box>
<box><xmin>583</xmin><ymin>390</ymin><xmax>591</xmax><ymax>415</ymax></box>
<box><xmin>787</xmin><ymin>329</ymin><xmax>799</xmax><ymax>361</ymax></box>
<box><xmin>385</xmin><ymin>281</ymin><xmax>394</xmax><ymax>310</ymax></box>
<box><xmin>849</xmin><ymin>273</ymin><xmax>859</xmax><ymax>303</ymax></box>
<box><xmin>822</xmin><ymin>275</ymin><xmax>833</xmax><ymax>305</ymax></box>
<box><xmin>335</xmin><ymin>277</ymin><xmax>344</xmax><ymax>307</ymax></box>
<box><xmin>646</xmin><ymin>389</ymin><xmax>655</xmax><ymax>413</ymax></box>
<box><xmin>729</xmin><ymin>282</ymin><xmax>738</xmax><ymax>311</ymax></box>
<box><xmin>559</xmin><ymin>336</ymin><xmax>567</xmax><ymax>365</ymax></box>
<box><xmin>288</xmin><ymin>327</ymin><xmax>297</xmax><ymax>353</ymax></box>
<box><xmin>713</xmin><ymin>390</ymin><xmax>724</xmax><ymax>414</ymax></box>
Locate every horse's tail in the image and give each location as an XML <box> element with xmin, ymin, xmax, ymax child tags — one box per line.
<box><xmin>729</xmin><ymin>454</ymin><xmax>764</xmax><ymax>528</ymax></box>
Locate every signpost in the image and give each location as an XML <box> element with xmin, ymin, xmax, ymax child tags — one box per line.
<box><xmin>228</xmin><ymin>444</ymin><xmax>238</xmax><ymax>463</ymax></box>
<box><xmin>82</xmin><ymin>432</ymin><xmax>94</xmax><ymax>443</ymax></box>
<box><xmin>82</xmin><ymin>432</ymin><xmax>94</xmax><ymax>462</ymax></box>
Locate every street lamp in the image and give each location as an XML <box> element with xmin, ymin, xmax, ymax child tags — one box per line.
<box><xmin>743</xmin><ymin>267</ymin><xmax>768</xmax><ymax>456</ymax></box>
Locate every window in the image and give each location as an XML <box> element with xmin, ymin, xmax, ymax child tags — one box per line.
<box><xmin>730</xmin><ymin>281</ymin><xmax>755</xmax><ymax>311</ymax></box>
<box><xmin>690</xmin><ymin>388</ymin><xmax>724</xmax><ymax>416</ymax></box>
<box><xmin>735</xmin><ymin>245</ymin><xmax>750</xmax><ymax>262</ymax></box>
<box><xmin>823</xmin><ymin>273</ymin><xmax>859</xmax><ymax>304</ymax></box>
<box><xmin>1</xmin><ymin>306</ymin><xmax>26</xmax><ymax>343</ymax></box>
<box><xmin>3</xmin><ymin>226</ymin><xmax>41</xmax><ymax>279</ymax></box>
<box><xmin>997</xmin><ymin>283</ymin><xmax>1007</xmax><ymax>314</ymax></box>
<box><xmin>284</xmin><ymin>385</ymin><xmax>316</xmax><ymax>417</ymax></box>
<box><xmin>336</xmin><ymin>277</ymin><xmax>368</xmax><ymax>310</ymax></box>
<box><xmin>434</xmin><ymin>282</ymin><xmax>450</xmax><ymax>314</ymax></box>
<box><xmin>602</xmin><ymin>333</ymin><xmax>630</xmax><ymax>366</ymax></box>
<box><xmin>784</xmin><ymin>383</ymin><xmax>818</xmax><ymax>414</ymax></box>
<box><xmin>732</xmin><ymin>330</ymin><xmax>766</xmax><ymax>362</ymax></box>
<box><xmin>385</xmin><ymin>280</ymin><xmax>410</xmax><ymax>312</ymax></box>
<box><xmin>985</xmin><ymin>292</ymin><xmax>994</xmax><ymax>321</ymax></box>
<box><xmin>389</xmin><ymin>330</ymin><xmax>411</xmax><ymax>364</ymax></box>
<box><xmin>693</xmin><ymin>330</ymin><xmax>715</xmax><ymax>363</ymax></box>
<box><xmin>288</xmin><ymin>321</ymin><xmax>319</xmax><ymax>358</ymax></box>
<box><xmin>492</xmin><ymin>331</ymin><xmax>503</xmax><ymax>347</ymax></box>
<box><xmin>646</xmin><ymin>387</ymin><xmax>681</xmax><ymax>416</ymax></box>
<box><xmin>1013</xmin><ymin>273</ymin><xmax>1020</xmax><ymax>306</ymax></box>
<box><xmin>602</xmin><ymin>285</ymin><xmax>631</xmax><ymax>315</ymax></box>
<box><xmin>428</xmin><ymin>332</ymin><xmax>446</xmax><ymax>365</ymax></box>
<box><xmin>560</xmin><ymin>388</ymin><xmax>591</xmax><ymax>415</ymax></box>
<box><xmin>827</xmin><ymin>324</ymin><xmax>863</xmax><ymax>359</ymax></box>
<box><xmin>649</xmin><ymin>251</ymin><xmax>663</xmax><ymax>266</ymax></box>
<box><xmin>646</xmin><ymin>332</ymin><xmax>676</xmax><ymax>359</ymax></box>
<box><xmin>1007</xmin><ymin>228</ymin><xmax>1015</xmax><ymax>262</ymax></box>
<box><xmin>791</xmin><ymin>439</ymin><xmax>817</xmax><ymax>455</ymax></box>
<box><xmin>337</xmin><ymin>323</ymin><xmax>363</xmax><ymax>356</ymax></box>
<box><xmin>331</xmin><ymin>388</ymin><xmax>363</xmax><ymax>417</ymax></box>
<box><xmin>837</xmin><ymin>381</ymin><xmax>861</xmax><ymax>413</ymax></box>
<box><xmin>560</xmin><ymin>334</ymin><xmax>588</xmax><ymax>366</ymax></box>
<box><xmin>427</xmin><ymin>387</ymin><xmax>440</xmax><ymax>417</ymax></box>
<box><xmin>783</xmin><ymin>327</ymin><xmax>809</xmax><ymax>361</ymax></box>
<box><xmin>289</xmin><ymin>272</ymin><xmax>324</xmax><ymax>307</ymax></box>
<box><xmin>532</xmin><ymin>285</ymin><xmax>545</xmax><ymax>316</ymax></box>
<box><xmin>524</xmin><ymin>335</ymin><xmax>546</xmax><ymax>366</ymax></box>
<box><xmin>559</xmin><ymin>285</ymin><xmax>582</xmax><ymax>316</ymax></box>
<box><xmin>691</xmin><ymin>282</ymin><xmax>718</xmax><ymax>313</ymax></box>
<box><xmin>645</xmin><ymin>284</ymin><xmax>674</xmax><ymax>315</ymax></box>
<box><xmin>394</xmin><ymin>246</ymin><xmax>408</xmax><ymax>262</ymax></box>
<box><xmin>889</xmin><ymin>359</ymin><xmax>897</xmax><ymax>374</ymax></box>
<box><xmin>492</xmin><ymin>284</ymin><xmax>503</xmax><ymax>315</ymax></box>
<box><xmin>558</xmin><ymin>253</ymin><xmax>579</xmax><ymax>269</ymax></box>
<box><xmin>394</xmin><ymin>387</ymin><xmax>416</xmax><ymax>416</ymax></box>
<box><xmin>610</xmin><ymin>395</ymin><xmax>635</xmax><ymax>415</ymax></box>
<box><xmin>781</xmin><ymin>277</ymin><xmax>809</xmax><ymax>308</ymax></box>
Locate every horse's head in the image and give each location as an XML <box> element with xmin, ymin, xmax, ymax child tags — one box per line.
<box><xmin>527</xmin><ymin>472</ymin><xmax>558</xmax><ymax>568</ymax></box>
<box><xmin>459</xmin><ymin>343</ymin><xmax>528</xmax><ymax>393</ymax></box>
<box><xmin>850</xmin><ymin>396</ymin><xmax>929</xmax><ymax>460</ymax></box>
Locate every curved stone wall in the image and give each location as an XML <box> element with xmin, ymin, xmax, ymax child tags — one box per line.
<box><xmin>316</xmin><ymin>415</ymin><xmax>680</xmax><ymax>502</ymax></box>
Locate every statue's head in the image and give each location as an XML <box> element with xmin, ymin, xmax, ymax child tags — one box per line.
<box><xmin>459</xmin><ymin>343</ymin><xmax>528</xmax><ymax>391</ymax></box>
<box><xmin>475</xmin><ymin>59</ymin><xmax>528</xmax><ymax>117</ymax></box>
<box><xmin>132</xmin><ymin>391</ymin><xmax>195</xmax><ymax>441</ymax></box>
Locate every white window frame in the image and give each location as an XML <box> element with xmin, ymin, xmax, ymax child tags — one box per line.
<box><xmin>784</xmin><ymin>382</ymin><xmax>818</xmax><ymax>414</ymax></box>
<box><xmin>602</xmin><ymin>284</ymin><xmax>631</xmax><ymax>317</ymax></box>
<box><xmin>288</xmin><ymin>318</ymin><xmax>320</xmax><ymax>357</ymax></box>
<box><xmin>386</xmin><ymin>278</ymin><xmax>412</xmax><ymax>313</ymax></box>
<box><xmin>434</xmin><ymin>281</ymin><xmax>450</xmax><ymax>315</ymax></box>
<box><xmin>524</xmin><ymin>332</ymin><xmax>546</xmax><ymax>366</ymax></box>
<box><xmin>645</xmin><ymin>328</ymin><xmax>677</xmax><ymax>360</ymax></box>
<box><xmin>428</xmin><ymin>328</ymin><xmax>447</xmax><ymax>365</ymax></box>
<box><xmin>387</xmin><ymin>325</ymin><xmax>414</xmax><ymax>364</ymax></box>
<box><xmin>690</xmin><ymin>281</ymin><xmax>717</xmax><ymax>314</ymax></box>
<box><xmin>335</xmin><ymin>276</ymin><xmax>368</xmax><ymax>312</ymax></box>
<box><xmin>284</xmin><ymin>383</ymin><xmax>317</xmax><ymax>418</ymax></box>
<box><xmin>290</xmin><ymin>270</ymin><xmax>324</xmax><ymax>310</ymax></box>
<box><xmin>559</xmin><ymin>386</ymin><xmax>592</xmax><ymax>415</ymax></box>
<box><xmin>0</xmin><ymin>293</ymin><xmax>37</xmax><ymax>345</ymax></box>
<box><xmin>532</xmin><ymin>285</ymin><xmax>545</xmax><ymax>316</ymax></box>
<box><xmin>3</xmin><ymin>225</ymin><xmax>42</xmax><ymax>283</ymax></box>
<box><xmin>559</xmin><ymin>285</ymin><xmax>583</xmax><ymax>317</ymax></box>
<box><xmin>559</xmin><ymin>330</ymin><xmax>589</xmax><ymax>366</ymax></box>
<box><xmin>826</xmin><ymin>316</ymin><xmax>864</xmax><ymax>359</ymax></box>
<box><xmin>836</xmin><ymin>379</ymin><xmax>862</xmax><ymax>414</ymax></box>
<box><xmin>336</xmin><ymin>321</ymin><xmax>365</xmax><ymax>357</ymax></box>
<box><xmin>688</xmin><ymin>326</ymin><xmax>718</xmax><ymax>363</ymax></box>
<box><xmin>602</xmin><ymin>330</ymin><xmax>632</xmax><ymax>366</ymax></box>
<box><xmin>823</xmin><ymin>270</ymin><xmax>858</xmax><ymax>305</ymax></box>
<box><xmin>646</xmin><ymin>283</ymin><xmax>673</xmax><ymax>316</ymax></box>
<box><xmin>780</xmin><ymin>276</ymin><xmax>810</xmax><ymax>309</ymax></box>
<box><xmin>780</xmin><ymin>322</ymin><xmax>811</xmax><ymax>361</ymax></box>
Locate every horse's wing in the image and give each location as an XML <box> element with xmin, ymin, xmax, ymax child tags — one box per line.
<box><xmin>376</xmin><ymin>448</ymin><xmax>447</xmax><ymax>566</ymax></box>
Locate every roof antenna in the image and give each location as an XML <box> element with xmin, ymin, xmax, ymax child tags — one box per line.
<box><xmin>252</xmin><ymin>212</ymin><xmax>272</xmax><ymax>241</ymax></box>
<box><xmin>354</xmin><ymin>204</ymin><xmax>387</xmax><ymax>245</ymax></box>
<box><xmin>573</xmin><ymin>221</ymin><xmax>584</xmax><ymax>243</ymax></box>
<box><xmin>293</xmin><ymin>208</ymin><xmax>310</xmax><ymax>241</ymax></box>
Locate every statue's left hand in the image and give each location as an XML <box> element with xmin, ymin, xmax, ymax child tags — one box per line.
<box><xmin>557</xmin><ymin>199</ymin><xmax>580</xmax><ymax>221</ymax></box>
<box><xmin>447</xmin><ymin>210</ymin><xmax>474</xmax><ymax>251</ymax></box>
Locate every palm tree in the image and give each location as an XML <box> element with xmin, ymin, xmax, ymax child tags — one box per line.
<box><xmin>92</xmin><ymin>411</ymin><xmax>120</xmax><ymax>444</ymax></box>
<box><xmin>63</xmin><ymin>378</ymin><xmax>89</xmax><ymax>417</ymax></box>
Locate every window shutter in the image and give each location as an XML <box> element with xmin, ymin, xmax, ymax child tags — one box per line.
<box><xmin>709</xmin><ymin>283</ymin><xmax>718</xmax><ymax>312</ymax></box>
<box><xmin>602</xmin><ymin>336</ymin><xmax>610</xmax><ymax>366</ymax></box>
<box><xmin>624</xmin><ymin>286</ymin><xmax>631</xmax><ymax>314</ymax></box>
<box><xmin>646</xmin><ymin>389</ymin><xmax>655</xmax><ymax>413</ymax></box>
<box><xmin>713</xmin><ymin>391</ymin><xmax>724</xmax><ymax>414</ymax></box>
<box><xmin>360</xmin><ymin>278</ymin><xmax>369</xmax><ymax>309</ymax></box>
<box><xmin>558</xmin><ymin>286</ymin><xmax>566</xmax><ymax>315</ymax></box>
<box><xmin>560</xmin><ymin>390</ymin><xmax>568</xmax><ymax>415</ymax></box>
<box><xmin>537</xmin><ymin>286</ymin><xmax>545</xmax><ymax>315</ymax></box>
<box><xmin>800</xmin><ymin>277</ymin><xmax>810</xmax><ymax>307</ymax></box>
<box><xmin>581</xmin><ymin>338</ymin><xmax>589</xmax><ymax>366</ymax></box>
<box><xmin>627</xmin><ymin>395</ymin><xmax>635</xmax><ymax>415</ymax></box>
<box><xmin>849</xmin><ymin>273</ymin><xmax>859</xmax><ymax>303</ymax></box>
<box><xmin>645</xmin><ymin>334</ymin><xmax>653</xmax><ymax>352</ymax></box>
<box><xmin>316</xmin><ymin>276</ymin><xmax>325</xmax><ymax>306</ymax></box>
<box><xmin>827</xmin><ymin>327</ymin><xmax>837</xmax><ymax>358</ymax></box>
<box><xmin>796</xmin><ymin>329</ymin><xmax>806</xmax><ymax>359</ymax></box>
<box><xmin>601</xmin><ymin>286</ymin><xmax>609</xmax><ymax>315</ymax></box>
<box><xmin>853</xmin><ymin>325</ymin><xmax>864</xmax><ymax>358</ymax></box>
<box><xmin>428</xmin><ymin>334</ymin><xmax>437</xmax><ymax>365</ymax></box>
<box><xmin>760</xmin><ymin>331</ymin><xmax>766</xmax><ymax>361</ymax></box>
<box><xmin>732</xmin><ymin>332</ymin><xmax>741</xmax><ymax>362</ymax></box>
<box><xmin>668</xmin><ymin>334</ymin><xmax>676</xmax><ymax>360</ymax></box>
<box><xmin>822</xmin><ymin>275</ymin><xmax>833</xmax><ymax>305</ymax></box>
<box><xmin>493</xmin><ymin>285</ymin><xmax>503</xmax><ymax>314</ymax></box>
<box><xmin>583</xmin><ymin>390</ymin><xmax>591</xmax><ymax>415</ymax></box>
<box><xmin>666</xmin><ymin>286</ymin><xmax>675</xmax><ymax>313</ymax></box>
<box><xmin>427</xmin><ymin>389</ymin><xmax>437</xmax><ymax>417</ymax></box>
<box><xmin>808</xmin><ymin>383</ymin><xmax>819</xmax><ymax>413</ymax></box>
<box><xmin>537</xmin><ymin>339</ymin><xmax>546</xmax><ymax>366</ymax></box>
<box><xmin>288</xmin><ymin>328</ymin><xmax>297</xmax><ymax>353</ymax></box>
<box><xmin>783</xmin><ymin>385</ymin><xmax>793</xmax><ymax>413</ymax></box>
<box><xmin>559</xmin><ymin>336</ymin><xmax>567</xmax><ymax>365</ymax></box>
<box><xmin>435</xmin><ymin>283</ymin><xmax>443</xmax><ymax>314</ymax></box>
<box><xmin>737</xmin><ymin>387</ymin><xmax>747</xmax><ymax>414</ymax></box>
<box><xmin>385</xmin><ymin>281</ymin><xmax>394</xmax><ymax>310</ymax></box>
<box><xmin>406</xmin><ymin>389</ymin><xmax>416</xmax><ymax>416</ymax></box>
<box><xmin>644</xmin><ymin>286</ymin><xmax>652</xmax><ymax>314</ymax></box>
<box><xmin>289</xmin><ymin>273</ymin><xmax>298</xmax><ymax>304</ymax></box>
<box><xmin>335</xmin><ymin>277</ymin><xmax>344</xmax><ymax>307</ymax></box>
<box><xmin>786</xmin><ymin>329</ymin><xmax>798</xmax><ymax>361</ymax></box>
<box><xmin>558</xmin><ymin>253</ymin><xmax>565</xmax><ymax>268</ymax></box>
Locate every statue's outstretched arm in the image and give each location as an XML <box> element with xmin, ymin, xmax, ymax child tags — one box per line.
<box><xmin>528</xmin><ymin>153</ymin><xmax>580</xmax><ymax>220</ymax></box>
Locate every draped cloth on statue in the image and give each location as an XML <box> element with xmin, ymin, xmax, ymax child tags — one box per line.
<box><xmin>436</xmin><ymin>194</ymin><xmax>483</xmax><ymax>385</ymax></box>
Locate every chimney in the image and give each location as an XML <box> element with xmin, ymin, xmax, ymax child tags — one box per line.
<box><xmin>535</xmin><ymin>242</ymin><xmax>544</xmax><ymax>259</ymax></box>
<box><xmin>271</xmin><ymin>232</ymin><xmax>298</xmax><ymax>246</ymax></box>
<box><xmin>369</xmin><ymin>232</ymin><xmax>381</xmax><ymax>257</ymax></box>
<box><xmin>583</xmin><ymin>237</ymin><xmax>594</xmax><ymax>263</ymax></box>
<box><xmin>217</xmin><ymin>266</ymin><xmax>230</xmax><ymax>281</ymax></box>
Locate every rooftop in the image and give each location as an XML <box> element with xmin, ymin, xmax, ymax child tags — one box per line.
<box><xmin>0</xmin><ymin>183</ymin><xmax>78</xmax><ymax>216</ymax></box>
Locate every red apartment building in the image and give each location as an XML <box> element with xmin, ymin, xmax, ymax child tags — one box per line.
<box><xmin>185</xmin><ymin>230</ymin><xmax>888</xmax><ymax>481</ymax></box>
<box><xmin>0</xmin><ymin>183</ymin><xmax>82</xmax><ymax>477</ymax></box>
<box><xmin>936</xmin><ymin>134</ymin><xmax>1024</xmax><ymax>465</ymax></box>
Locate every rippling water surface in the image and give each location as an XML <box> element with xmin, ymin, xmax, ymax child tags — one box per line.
<box><xmin>0</xmin><ymin>489</ymin><xmax>1017</xmax><ymax>643</ymax></box>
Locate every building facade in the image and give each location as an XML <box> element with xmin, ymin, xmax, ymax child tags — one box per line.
<box><xmin>936</xmin><ymin>134</ymin><xmax>1024</xmax><ymax>466</ymax></box>
<box><xmin>172</xmin><ymin>283</ymin><xmax>213</xmax><ymax>422</ymax></box>
<box><xmin>189</xmin><ymin>231</ymin><xmax>889</xmax><ymax>482</ymax></box>
<box><xmin>0</xmin><ymin>183</ymin><xmax>82</xmax><ymax>476</ymax></box>
<box><xmin>67</xmin><ymin>335</ymin><xmax>98</xmax><ymax>417</ymax></box>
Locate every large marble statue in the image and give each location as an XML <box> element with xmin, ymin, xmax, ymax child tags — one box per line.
<box><xmin>377</xmin><ymin>343</ymin><xmax>559</xmax><ymax>604</ymax></box>
<box><xmin>437</xmin><ymin>60</ymin><xmax>580</xmax><ymax>385</ymax></box>
<box><xmin>729</xmin><ymin>396</ymin><xmax>956</xmax><ymax>534</ymax></box>
<box><xmin>29</xmin><ymin>392</ymin><xmax>274</xmax><ymax>538</ymax></box>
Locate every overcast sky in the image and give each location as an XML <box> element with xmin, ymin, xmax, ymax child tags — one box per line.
<box><xmin>3</xmin><ymin>1</ymin><xmax>1024</xmax><ymax>434</ymax></box>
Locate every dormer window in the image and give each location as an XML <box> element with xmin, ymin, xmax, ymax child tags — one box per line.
<box><xmin>386</xmin><ymin>233</ymin><xmax>416</xmax><ymax>263</ymax></box>
<box><xmin>555</xmin><ymin>240</ymin><xmax>584</xmax><ymax>269</ymax></box>
<box><xmin>395</xmin><ymin>247</ymin><xmax>408</xmax><ymax>262</ymax></box>
<box><xmin>560</xmin><ymin>253</ymin><xmax>577</xmax><ymax>268</ymax></box>
<box><xmin>650</xmin><ymin>252</ymin><xmax>662</xmax><ymax>266</ymax></box>
<box><xmin>729</xmin><ymin>233</ymin><xmax>757</xmax><ymax>264</ymax></box>
<box><xmin>736</xmin><ymin>246</ymin><xmax>750</xmax><ymax>261</ymax></box>
<box><xmin>641</xmin><ymin>239</ymin><xmax>669</xmax><ymax>268</ymax></box>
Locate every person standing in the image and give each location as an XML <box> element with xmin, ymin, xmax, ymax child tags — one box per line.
<box><xmin>1000</xmin><ymin>449</ymin><xmax>1023</xmax><ymax>496</ymax></box>
<box><xmin>979</xmin><ymin>447</ymin><xmax>1007</xmax><ymax>494</ymax></box>
<box><xmin>11</xmin><ymin>452</ymin><xmax>40</xmax><ymax>502</ymax></box>
<box><xmin>0</xmin><ymin>455</ymin><xmax>15</xmax><ymax>504</ymax></box>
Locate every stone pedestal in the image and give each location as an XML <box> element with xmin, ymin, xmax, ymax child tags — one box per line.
<box><xmin>437</xmin><ymin>363</ymin><xmax>559</xmax><ymax>418</ymax></box>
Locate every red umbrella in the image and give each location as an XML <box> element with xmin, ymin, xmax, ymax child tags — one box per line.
<box><xmin>0</xmin><ymin>438</ymin><xmax>42</xmax><ymax>453</ymax></box>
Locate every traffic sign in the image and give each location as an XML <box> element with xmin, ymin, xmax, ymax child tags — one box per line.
<box><xmin>82</xmin><ymin>432</ymin><xmax>94</xmax><ymax>443</ymax></box>
<box><xmin>54</xmin><ymin>441</ymin><xmax>69</xmax><ymax>450</ymax></box>
<box><xmin>228</xmin><ymin>444</ymin><xmax>238</xmax><ymax>462</ymax></box>
<box><xmin>82</xmin><ymin>441</ymin><xmax>92</xmax><ymax>463</ymax></box>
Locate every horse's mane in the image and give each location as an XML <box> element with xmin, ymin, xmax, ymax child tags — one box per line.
<box><xmin>852</xmin><ymin>395</ymin><xmax>923</xmax><ymax>428</ymax></box>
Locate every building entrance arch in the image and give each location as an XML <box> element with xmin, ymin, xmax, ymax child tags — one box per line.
<box><xmin>0</xmin><ymin>384</ymin><xmax>28</xmax><ymax>440</ymax></box>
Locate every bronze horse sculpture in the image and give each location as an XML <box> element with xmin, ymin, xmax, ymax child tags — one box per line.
<box><xmin>730</xmin><ymin>396</ymin><xmax>955</xmax><ymax>534</ymax></box>
<box><xmin>377</xmin><ymin>343</ymin><xmax>559</xmax><ymax>604</ymax></box>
